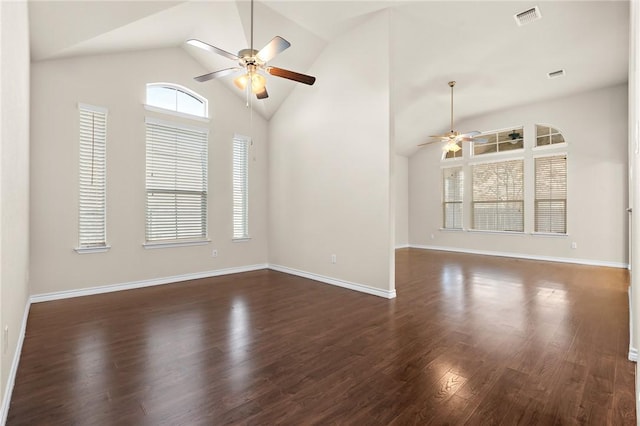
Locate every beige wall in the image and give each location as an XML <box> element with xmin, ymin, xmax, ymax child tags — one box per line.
<box><xmin>268</xmin><ymin>11</ymin><xmax>395</xmax><ymax>295</ymax></box>
<box><xmin>0</xmin><ymin>0</ymin><xmax>30</xmax><ymax>409</ymax></box>
<box><xmin>30</xmin><ymin>48</ymin><xmax>269</xmax><ymax>295</ymax></box>
<box><xmin>395</xmin><ymin>155</ymin><xmax>409</xmax><ymax>247</ymax></box>
<box><xmin>410</xmin><ymin>84</ymin><xmax>629</xmax><ymax>266</ymax></box>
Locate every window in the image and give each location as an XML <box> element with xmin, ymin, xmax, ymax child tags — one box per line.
<box><xmin>536</xmin><ymin>124</ymin><xmax>565</xmax><ymax>147</ymax></box>
<box><xmin>442</xmin><ymin>167</ymin><xmax>463</xmax><ymax>229</ymax></box>
<box><xmin>535</xmin><ymin>155</ymin><xmax>567</xmax><ymax>233</ymax></box>
<box><xmin>472</xmin><ymin>159</ymin><xmax>524</xmax><ymax>232</ymax></box>
<box><xmin>474</xmin><ymin>127</ymin><xmax>524</xmax><ymax>156</ymax></box>
<box><xmin>77</xmin><ymin>104</ymin><xmax>109</xmax><ymax>252</ymax></box>
<box><xmin>444</xmin><ymin>143</ymin><xmax>462</xmax><ymax>159</ymax></box>
<box><xmin>146</xmin><ymin>83</ymin><xmax>208</xmax><ymax>118</ymax></box>
<box><xmin>233</xmin><ymin>135</ymin><xmax>250</xmax><ymax>239</ymax></box>
<box><xmin>145</xmin><ymin>118</ymin><xmax>208</xmax><ymax>243</ymax></box>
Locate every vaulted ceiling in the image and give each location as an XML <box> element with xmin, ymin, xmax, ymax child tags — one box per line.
<box><xmin>29</xmin><ymin>1</ymin><xmax>629</xmax><ymax>156</ymax></box>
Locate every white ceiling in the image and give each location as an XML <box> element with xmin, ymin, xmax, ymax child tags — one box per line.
<box><xmin>29</xmin><ymin>1</ymin><xmax>630</xmax><ymax>156</ymax></box>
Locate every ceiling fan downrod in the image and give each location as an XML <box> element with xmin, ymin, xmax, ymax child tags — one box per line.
<box><xmin>449</xmin><ymin>80</ymin><xmax>456</xmax><ymax>133</ymax></box>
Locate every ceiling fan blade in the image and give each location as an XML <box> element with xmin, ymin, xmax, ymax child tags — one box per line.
<box><xmin>460</xmin><ymin>130</ymin><xmax>481</xmax><ymax>138</ymax></box>
<box><xmin>257</xmin><ymin>36</ymin><xmax>291</xmax><ymax>62</ymax></box>
<box><xmin>418</xmin><ymin>140</ymin><xmax>443</xmax><ymax>147</ymax></box>
<box><xmin>472</xmin><ymin>137</ymin><xmax>489</xmax><ymax>143</ymax></box>
<box><xmin>256</xmin><ymin>87</ymin><xmax>268</xmax><ymax>99</ymax></box>
<box><xmin>186</xmin><ymin>39</ymin><xmax>239</xmax><ymax>61</ymax></box>
<box><xmin>194</xmin><ymin>67</ymin><xmax>241</xmax><ymax>83</ymax></box>
<box><xmin>267</xmin><ymin>66</ymin><xmax>316</xmax><ymax>85</ymax></box>
<box><xmin>429</xmin><ymin>135</ymin><xmax>450</xmax><ymax>140</ymax></box>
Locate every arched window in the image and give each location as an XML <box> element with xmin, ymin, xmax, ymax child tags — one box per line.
<box><xmin>146</xmin><ymin>83</ymin><xmax>208</xmax><ymax>119</ymax></box>
<box><xmin>535</xmin><ymin>124</ymin><xmax>565</xmax><ymax>146</ymax></box>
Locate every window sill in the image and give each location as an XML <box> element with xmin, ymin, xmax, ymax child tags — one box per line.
<box><xmin>143</xmin><ymin>239</ymin><xmax>210</xmax><ymax>249</ymax></box>
<box><xmin>467</xmin><ymin>229</ymin><xmax>525</xmax><ymax>236</ymax></box>
<box><xmin>75</xmin><ymin>245</ymin><xmax>111</xmax><ymax>254</ymax></box>
<box><xmin>530</xmin><ymin>232</ymin><xmax>568</xmax><ymax>237</ymax></box>
<box><xmin>532</xmin><ymin>142</ymin><xmax>568</xmax><ymax>151</ymax></box>
<box><xmin>232</xmin><ymin>237</ymin><xmax>252</xmax><ymax>242</ymax></box>
<box><xmin>439</xmin><ymin>228</ymin><xmax>464</xmax><ymax>232</ymax></box>
<box><xmin>469</xmin><ymin>151</ymin><xmax>525</xmax><ymax>163</ymax></box>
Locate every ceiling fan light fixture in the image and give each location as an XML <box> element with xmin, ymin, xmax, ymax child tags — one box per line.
<box><xmin>233</xmin><ymin>72</ymin><xmax>266</xmax><ymax>94</ymax></box>
<box><xmin>250</xmin><ymin>73</ymin><xmax>266</xmax><ymax>93</ymax></box>
<box><xmin>443</xmin><ymin>142</ymin><xmax>461</xmax><ymax>153</ymax></box>
<box><xmin>233</xmin><ymin>74</ymin><xmax>248</xmax><ymax>91</ymax></box>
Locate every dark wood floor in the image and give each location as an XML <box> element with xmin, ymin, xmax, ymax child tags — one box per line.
<box><xmin>7</xmin><ymin>249</ymin><xmax>636</xmax><ymax>425</ymax></box>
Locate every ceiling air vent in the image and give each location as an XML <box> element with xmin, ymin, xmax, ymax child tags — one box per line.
<box><xmin>514</xmin><ymin>6</ymin><xmax>542</xmax><ymax>26</ymax></box>
<box><xmin>547</xmin><ymin>69</ymin><xmax>566</xmax><ymax>79</ymax></box>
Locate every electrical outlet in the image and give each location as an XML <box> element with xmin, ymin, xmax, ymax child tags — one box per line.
<box><xmin>3</xmin><ymin>325</ymin><xmax>8</xmax><ymax>354</ymax></box>
<box><xmin>571</xmin><ymin>242</ymin><xmax>577</xmax><ymax>249</ymax></box>
<box><xmin>212</xmin><ymin>249</ymin><xmax>218</xmax><ymax>257</ymax></box>
<box><xmin>331</xmin><ymin>254</ymin><xmax>337</xmax><ymax>264</ymax></box>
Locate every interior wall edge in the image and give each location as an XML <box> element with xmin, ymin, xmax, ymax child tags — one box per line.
<box><xmin>409</xmin><ymin>245</ymin><xmax>629</xmax><ymax>270</ymax></box>
<box><xmin>269</xmin><ymin>264</ymin><xmax>397</xmax><ymax>300</ymax></box>
<box><xmin>0</xmin><ymin>299</ymin><xmax>30</xmax><ymax>426</ymax></box>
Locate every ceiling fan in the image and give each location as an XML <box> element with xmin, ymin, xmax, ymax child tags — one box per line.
<box><xmin>186</xmin><ymin>0</ymin><xmax>316</xmax><ymax>100</ymax></box>
<box><xmin>418</xmin><ymin>81</ymin><xmax>488</xmax><ymax>152</ymax></box>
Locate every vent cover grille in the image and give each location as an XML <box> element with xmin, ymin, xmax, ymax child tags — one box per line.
<box><xmin>547</xmin><ymin>69</ymin><xmax>566</xmax><ymax>79</ymax></box>
<box><xmin>514</xmin><ymin>6</ymin><xmax>542</xmax><ymax>26</ymax></box>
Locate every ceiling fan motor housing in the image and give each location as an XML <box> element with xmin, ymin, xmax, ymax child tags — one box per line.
<box><xmin>238</xmin><ymin>49</ymin><xmax>264</xmax><ymax>68</ymax></box>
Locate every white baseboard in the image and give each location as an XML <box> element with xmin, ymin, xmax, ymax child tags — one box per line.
<box><xmin>1</xmin><ymin>299</ymin><xmax>31</xmax><ymax>426</ymax></box>
<box><xmin>629</xmin><ymin>347</ymin><xmax>638</xmax><ymax>362</ymax></box>
<box><xmin>410</xmin><ymin>244</ymin><xmax>629</xmax><ymax>269</ymax></box>
<box><xmin>395</xmin><ymin>244</ymin><xmax>410</xmax><ymax>249</ymax></box>
<box><xmin>30</xmin><ymin>264</ymin><xmax>269</xmax><ymax>303</ymax></box>
<box><xmin>269</xmin><ymin>264</ymin><xmax>396</xmax><ymax>299</ymax></box>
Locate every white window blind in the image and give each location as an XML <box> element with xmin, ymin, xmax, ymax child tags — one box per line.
<box><xmin>145</xmin><ymin>119</ymin><xmax>208</xmax><ymax>242</ymax></box>
<box><xmin>78</xmin><ymin>104</ymin><xmax>108</xmax><ymax>249</ymax></box>
<box><xmin>442</xmin><ymin>167</ymin><xmax>463</xmax><ymax>229</ymax></box>
<box><xmin>232</xmin><ymin>136</ymin><xmax>250</xmax><ymax>239</ymax></box>
<box><xmin>535</xmin><ymin>155</ymin><xmax>567</xmax><ymax>233</ymax></box>
<box><xmin>472</xmin><ymin>159</ymin><xmax>524</xmax><ymax>232</ymax></box>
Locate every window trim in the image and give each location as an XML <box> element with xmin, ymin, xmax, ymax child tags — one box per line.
<box><xmin>143</xmin><ymin>239</ymin><xmax>211</xmax><ymax>250</ymax></box>
<box><xmin>76</xmin><ymin>103</ymin><xmax>110</xmax><ymax>253</ymax></box>
<box><xmin>145</xmin><ymin>82</ymin><xmax>209</xmax><ymax>120</ymax></box>
<box><xmin>144</xmin><ymin>104</ymin><xmax>210</xmax><ymax>123</ymax></box>
<box><xmin>441</xmin><ymin>151</ymin><xmax>464</xmax><ymax>162</ymax></box>
<box><xmin>532</xmin><ymin>142</ymin><xmax>568</xmax><ymax>152</ymax></box>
